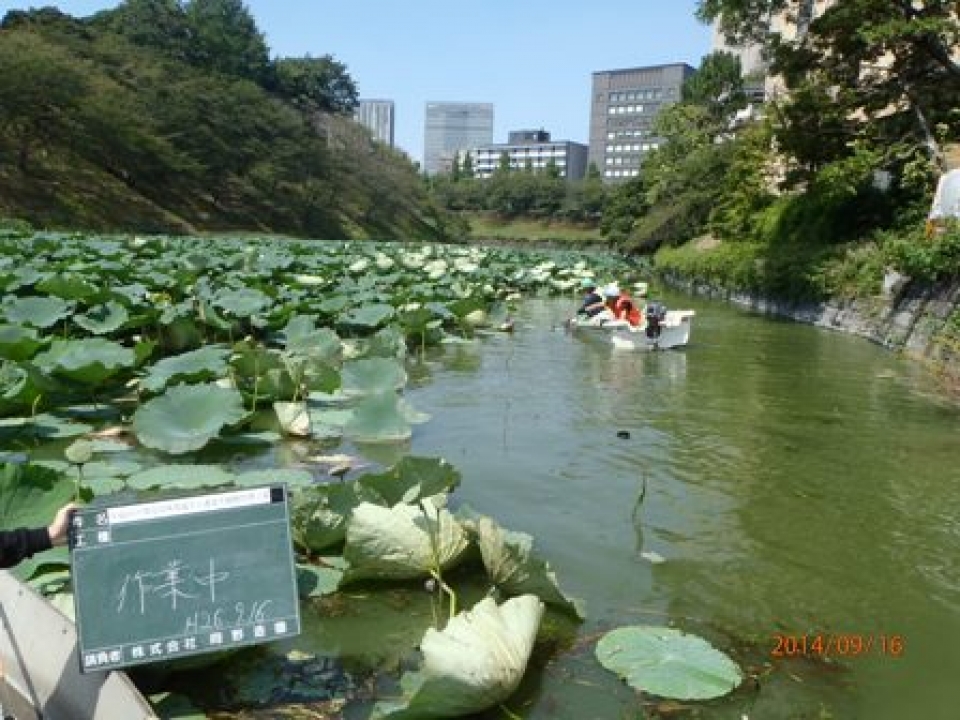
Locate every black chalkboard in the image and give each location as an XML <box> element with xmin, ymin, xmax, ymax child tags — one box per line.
<box><xmin>70</xmin><ymin>484</ymin><xmax>301</xmax><ymax>673</ymax></box>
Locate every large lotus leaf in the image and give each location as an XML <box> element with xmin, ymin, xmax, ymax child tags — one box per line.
<box><xmin>0</xmin><ymin>324</ymin><xmax>45</xmax><ymax>361</ymax></box>
<box><xmin>73</xmin><ymin>301</ymin><xmax>130</xmax><ymax>335</ymax></box>
<box><xmin>131</xmin><ymin>383</ymin><xmax>247</xmax><ymax>454</ymax></box>
<box><xmin>356</xmin><ymin>456</ymin><xmax>461</xmax><ymax>507</ymax></box>
<box><xmin>282</xmin><ymin>316</ymin><xmax>342</xmax><ymax>360</ymax></box>
<box><xmin>232</xmin><ymin>468</ymin><xmax>314</xmax><ymax>488</ymax></box>
<box><xmin>291</xmin><ymin>482</ymin><xmax>371</xmax><ymax>552</ymax></box>
<box><xmin>140</xmin><ymin>345</ymin><xmax>231</xmax><ymax>393</ymax></box>
<box><xmin>338</xmin><ymin>302</ymin><xmax>395</xmax><ymax>330</ymax></box>
<box><xmin>340</xmin><ymin>357</ymin><xmax>406</xmax><ymax>398</ymax></box>
<box><xmin>342</xmin><ymin>501</ymin><xmax>470</xmax><ymax>582</ymax></box>
<box><xmin>37</xmin><ymin>274</ymin><xmax>102</xmax><ymax>301</ymax></box>
<box><xmin>343</xmin><ymin>392</ymin><xmax>429</xmax><ymax>444</ymax></box>
<box><xmin>126</xmin><ymin>464</ymin><xmax>236</xmax><ymax>490</ymax></box>
<box><xmin>372</xmin><ymin>595</ymin><xmax>544</xmax><ymax>719</ymax></box>
<box><xmin>231</xmin><ymin>343</ymin><xmax>297</xmax><ymax>402</ymax></box>
<box><xmin>2</xmin><ymin>295</ymin><xmax>73</xmax><ymax>328</ymax></box>
<box><xmin>33</xmin><ymin>338</ymin><xmax>135</xmax><ymax>384</ymax></box>
<box><xmin>596</xmin><ymin>626</ymin><xmax>742</xmax><ymax>700</ymax></box>
<box><xmin>472</xmin><ymin>517</ymin><xmax>583</xmax><ymax>618</ymax></box>
<box><xmin>213</xmin><ymin>287</ymin><xmax>271</xmax><ymax>318</ymax></box>
<box><xmin>0</xmin><ymin>360</ymin><xmax>45</xmax><ymax>417</ymax></box>
<box><xmin>0</xmin><ymin>462</ymin><xmax>74</xmax><ymax>530</ymax></box>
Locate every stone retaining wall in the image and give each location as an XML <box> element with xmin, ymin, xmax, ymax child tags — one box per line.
<box><xmin>661</xmin><ymin>272</ymin><xmax>960</xmax><ymax>384</ymax></box>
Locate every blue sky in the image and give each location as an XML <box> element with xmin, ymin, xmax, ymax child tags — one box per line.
<box><xmin>6</xmin><ymin>1</ymin><xmax>714</xmax><ymax>164</ymax></box>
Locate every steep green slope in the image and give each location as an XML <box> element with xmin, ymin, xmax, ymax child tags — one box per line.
<box><xmin>0</xmin><ymin>6</ymin><xmax>456</xmax><ymax>241</ymax></box>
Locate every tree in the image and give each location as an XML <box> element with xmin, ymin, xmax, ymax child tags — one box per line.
<box><xmin>96</xmin><ymin>0</ymin><xmax>191</xmax><ymax>61</ymax></box>
<box><xmin>272</xmin><ymin>55</ymin><xmax>358</xmax><ymax>114</ymax></box>
<box><xmin>682</xmin><ymin>51</ymin><xmax>748</xmax><ymax>123</ymax></box>
<box><xmin>0</xmin><ymin>32</ymin><xmax>88</xmax><ymax>171</ymax></box>
<box><xmin>698</xmin><ymin>0</ymin><xmax>960</xmax><ymax>172</ymax></box>
<box><xmin>183</xmin><ymin>0</ymin><xmax>270</xmax><ymax>83</ymax></box>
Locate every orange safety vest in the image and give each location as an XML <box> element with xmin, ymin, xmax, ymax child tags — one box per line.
<box><xmin>614</xmin><ymin>295</ymin><xmax>642</xmax><ymax>326</ymax></box>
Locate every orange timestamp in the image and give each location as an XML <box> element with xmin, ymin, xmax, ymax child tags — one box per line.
<box><xmin>771</xmin><ymin>633</ymin><xmax>905</xmax><ymax>659</ymax></box>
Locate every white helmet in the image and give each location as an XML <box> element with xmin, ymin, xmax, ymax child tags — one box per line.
<box><xmin>603</xmin><ymin>283</ymin><xmax>620</xmax><ymax>298</ymax></box>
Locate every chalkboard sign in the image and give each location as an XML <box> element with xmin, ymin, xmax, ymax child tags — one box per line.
<box><xmin>70</xmin><ymin>484</ymin><xmax>301</xmax><ymax>673</ymax></box>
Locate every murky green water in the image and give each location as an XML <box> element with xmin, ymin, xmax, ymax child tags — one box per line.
<box><xmin>382</xmin><ymin>292</ymin><xmax>959</xmax><ymax>719</ymax></box>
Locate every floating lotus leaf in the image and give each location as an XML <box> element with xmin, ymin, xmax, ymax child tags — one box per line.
<box><xmin>2</xmin><ymin>295</ymin><xmax>73</xmax><ymax>328</ymax></box>
<box><xmin>343</xmin><ymin>392</ymin><xmax>429</xmax><ymax>444</ymax></box>
<box><xmin>213</xmin><ymin>287</ymin><xmax>271</xmax><ymax>317</ymax></box>
<box><xmin>338</xmin><ymin>302</ymin><xmax>395</xmax><ymax>330</ymax></box>
<box><xmin>131</xmin><ymin>383</ymin><xmax>247</xmax><ymax>454</ymax></box>
<box><xmin>356</xmin><ymin>456</ymin><xmax>461</xmax><ymax>507</ymax></box>
<box><xmin>233</xmin><ymin>468</ymin><xmax>314</xmax><ymax>488</ymax></box>
<box><xmin>306</xmin><ymin>406</ymin><xmax>353</xmax><ymax>440</ymax></box>
<box><xmin>340</xmin><ymin>357</ymin><xmax>406</xmax><ymax>398</ymax></box>
<box><xmin>472</xmin><ymin>517</ymin><xmax>583</xmax><ymax>618</ymax></box>
<box><xmin>0</xmin><ymin>324</ymin><xmax>45</xmax><ymax>361</ymax></box>
<box><xmin>126</xmin><ymin>463</ymin><xmax>236</xmax><ymax>490</ymax></box>
<box><xmin>32</xmin><ymin>414</ymin><xmax>93</xmax><ymax>438</ymax></box>
<box><xmin>595</xmin><ymin>626</ymin><xmax>743</xmax><ymax>700</ymax></box>
<box><xmin>342</xmin><ymin>500</ymin><xmax>469</xmax><ymax>582</ymax></box>
<box><xmin>372</xmin><ymin>595</ymin><xmax>544</xmax><ymax>719</ymax></box>
<box><xmin>37</xmin><ymin>274</ymin><xmax>101</xmax><ymax>301</ymax></box>
<box><xmin>33</xmin><ymin>338</ymin><xmax>135</xmax><ymax>384</ymax></box>
<box><xmin>140</xmin><ymin>345</ymin><xmax>231</xmax><ymax>393</ymax></box>
<box><xmin>73</xmin><ymin>301</ymin><xmax>130</xmax><ymax>335</ymax></box>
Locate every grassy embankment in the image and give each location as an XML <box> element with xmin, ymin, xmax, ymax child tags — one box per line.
<box><xmin>466</xmin><ymin>214</ymin><xmax>604</xmax><ymax>249</ymax></box>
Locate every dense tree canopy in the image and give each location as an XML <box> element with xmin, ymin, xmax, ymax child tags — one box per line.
<box><xmin>0</xmin><ymin>2</ymin><xmax>444</xmax><ymax>240</ymax></box>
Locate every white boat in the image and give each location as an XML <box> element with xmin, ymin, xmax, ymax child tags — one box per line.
<box><xmin>569</xmin><ymin>306</ymin><xmax>695</xmax><ymax>351</ymax></box>
<box><xmin>0</xmin><ymin>570</ymin><xmax>157</xmax><ymax>719</ymax></box>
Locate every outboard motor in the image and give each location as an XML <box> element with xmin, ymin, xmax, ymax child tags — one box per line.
<box><xmin>645</xmin><ymin>301</ymin><xmax>667</xmax><ymax>339</ymax></box>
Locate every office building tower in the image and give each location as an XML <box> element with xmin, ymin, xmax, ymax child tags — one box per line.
<box><xmin>354</xmin><ymin>99</ymin><xmax>395</xmax><ymax>146</ymax></box>
<box><xmin>423</xmin><ymin>102</ymin><xmax>494</xmax><ymax>174</ymax></box>
<box><xmin>469</xmin><ymin>130</ymin><xmax>588</xmax><ymax>181</ymax></box>
<box><xmin>588</xmin><ymin>63</ymin><xmax>695</xmax><ymax>182</ymax></box>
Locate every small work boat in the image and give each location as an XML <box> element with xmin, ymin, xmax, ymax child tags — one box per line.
<box><xmin>0</xmin><ymin>570</ymin><xmax>157</xmax><ymax>719</ymax></box>
<box><xmin>568</xmin><ymin>304</ymin><xmax>695</xmax><ymax>351</ymax></box>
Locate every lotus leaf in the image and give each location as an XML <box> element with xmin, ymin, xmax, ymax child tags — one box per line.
<box><xmin>131</xmin><ymin>383</ymin><xmax>247</xmax><ymax>454</ymax></box>
<box><xmin>292</xmin><ymin>482</ymin><xmax>369</xmax><ymax>552</ymax></box>
<box><xmin>472</xmin><ymin>517</ymin><xmax>583</xmax><ymax>618</ymax></box>
<box><xmin>140</xmin><ymin>345</ymin><xmax>231</xmax><ymax>393</ymax></box>
<box><xmin>274</xmin><ymin>400</ymin><xmax>311</xmax><ymax>436</ymax></box>
<box><xmin>0</xmin><ymin>360</ymin><xmax>46</xmax><ymax>417</ymax></box>
<box><xmin>232</xmin><ymin>468</ymin><xmax>314</xmax><ymax>488</ymax></box>
<box><xmin>64</xmin><ymin>439</ymin><xmax>94</xmax><ymax>464</ymax></box>
<box><xmin>0</xmin><ymin>462</ymin><xmax>74</xmax><ymax>527</ymax></box>
<box><xmin>73</xmin><ymin>301</ymin><xmax>130</xmax><ymax>335</ymax></box>
<box><xmin>34</xmin><ymin>338</ymin><xmax>135</xmax><ymax>384</ymax></box>
<box><xmin>372</xmin><ymin>595</ymin><xmax>544</xmax><ymax>719</ymax></box>
<box><xmin>338</xmin><ymin>302</ymin><xmax>395</xmax><ymax>330</ymax></box>
<box><xmin>0</xmin><ymin>324</ymin><xmax>45</xmax><ymax>361</ymax></box>
<box><xmin>306</xmin><ymin>406</ymin><xmax>353</xmax><ymax>440</ymax></box>
<box><xmin>33</xmin><ymin>414</ymin><xmax>94</xmax><ymax>438</ymax></box>
<box><xmin>340</xmin><ymin>357</ymin><xmax>406</xmax><ymax>398</ymax></box>
<box><xmin>2</xmin><ymin>295</ymin><xmax>73</xmax><ymax>328</ymax></box>
<box><xmin>356</xmin><ymin>456</ymin><xmax>460</xmax><ymax>507</ymax></box>
<box><xmin>343</xmin><ymin>392</ymin><xmax>429</xmax><ymax>444</ymax></box>
<box><xmin>595</xmin><ymin>626</ymin><xmax>743</xmax><ymax>700</ymax></box>
<box><xmin>342</xmin><ymin>501</ymin><xmax>470</xmax><ymax>582</ymax></box>
<box><xmin>213</xmin><ymin>287</ymin><xmax>271</xmax><ymax>317</ymax></box>
<box><xmin>231</xmin><ymin>343</ymin><xmax>298</xmax><ymax>402</ymax></box>
<box><xmin>126</xmin><ymin>464</ymin><xmax>236</xmax><ymax>490</ymax></box>
<box><xmin>37</xmin><ymin>274</ymin><xmax>101</xmax><ymax>301</ymax></box>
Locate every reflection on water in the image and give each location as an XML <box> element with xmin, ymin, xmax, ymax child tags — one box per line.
<box><xmin>402</xmin><ymin>294</ymin><xmax>960</xmax><ymax>719</ymax></box>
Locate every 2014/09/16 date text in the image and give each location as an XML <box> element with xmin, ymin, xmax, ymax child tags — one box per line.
<box><xmin>771</xmin><ymin>634</ymin><xmax>905</xmax><ymax>658</ymax></box>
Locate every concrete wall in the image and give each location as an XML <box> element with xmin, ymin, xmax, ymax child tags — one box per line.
<box><xmin>661</xmin><ymin>271</ymin><xmax>960</xmax><ymax>384</ymax></box>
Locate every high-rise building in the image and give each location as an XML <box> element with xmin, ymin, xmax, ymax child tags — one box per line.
<box><xmin>588</xmin><ymin>63</ymin><xmax>695</xmax><ymax>182</ymax></box>
<box><xmin>423</xmin><ymin>102</ymin><xmax>494</xmax><ymax>174</ymax></box>
<box><xmin>469</xmin><ymin>130</ymin><xmax>588</xmax><ymax>181</ymax></box>
<box><xmin>354</xmin><ymin>99</ymin><xmax>395</xmax><ymax>146</ymax></box>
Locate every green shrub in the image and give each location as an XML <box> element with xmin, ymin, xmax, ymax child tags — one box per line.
<box><xmin>882</xmin><ymin>221</ymin><xmax>960</xmax><ymax>281</ymax></box>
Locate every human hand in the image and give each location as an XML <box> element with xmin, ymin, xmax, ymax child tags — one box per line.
<box><xmin>47</xmin><ymin>502</ymin><xmax>80</xmax><ymax>547</ymax></box>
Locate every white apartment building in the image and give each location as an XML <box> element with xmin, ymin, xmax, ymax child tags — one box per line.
<box><xmin>468</xmin><ymin>130</ymin><xmax>588</xmax><ymax>181</ymax></box>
